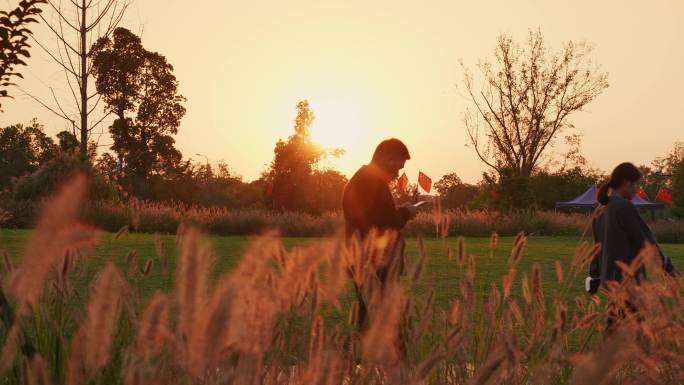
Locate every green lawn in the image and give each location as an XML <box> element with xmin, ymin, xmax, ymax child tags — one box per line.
<box><xmin>2</xmin><ymin>228</ymin><xmax>683</xmax><ymax>315</ymax></box>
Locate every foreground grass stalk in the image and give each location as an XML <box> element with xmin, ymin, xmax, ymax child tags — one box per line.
<box><xmin>1</xmin><ymin>176</ymin><xmax>683</xmax><ymax>384</ymax></box>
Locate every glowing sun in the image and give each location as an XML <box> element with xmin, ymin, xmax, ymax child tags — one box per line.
<box><xmin>309</xmin><ymin>97</ymin><xmax>365</xmax><ymax>151</ymax></box>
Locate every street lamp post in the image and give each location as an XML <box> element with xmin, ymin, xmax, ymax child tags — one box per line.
<box><xmin>195</xmin><ymin>153</ymin><xmax>210</xmax><ymax>177</ymax></box>
<box><xmin>195</xmin><ymin>153</ymin><xmax>210</xmax><ymax>167</ymax></box>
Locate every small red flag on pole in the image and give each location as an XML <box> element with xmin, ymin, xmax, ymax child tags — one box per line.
<box><xmin>656</xmin><ymin>188</ymin><xmax>672</xmax><ymax>205</ymax></box>
<box><xmin>637</xmin><ymin>187</ymin><xmax>648</xmax><ymax>200</ymax></box>
<box><xmin>397</xmin><ymin>173</ymin><xmax>408</xmax><ymax>193</ymax></box>
<box><xmin>418</xmin><ymin>171</ymin><xmax>432</xmax><ymax>193</ymax></box>
<box><xmin>265</xmin><ymin>182</ymin><xmax>273</xmax><ymax>197</ymax></box>
<box><xmin>490</xmin><ymin>189</ymin><xmax>498</xmax><ymax>200</ymax></box>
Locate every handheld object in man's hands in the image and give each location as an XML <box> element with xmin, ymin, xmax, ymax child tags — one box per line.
<box><xmin>412</xmin><ymin>201</ymin><xmax>427</xmax><ymax>208</ymax></box>
<box><xmin>585</xmin><ymin>276</ymin><xmax>600</xmax><ymax>294</ymax></box>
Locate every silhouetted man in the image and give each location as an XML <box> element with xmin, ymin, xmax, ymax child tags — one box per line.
<box><xmin>343</xmin><ymin>138</ymin><xmax>417</xmax><ymax>238</ymax></box>
<box><xmin>342</xmin><ymin>138</ymin><xmax>417</xmax><ymax>331</ymax></box>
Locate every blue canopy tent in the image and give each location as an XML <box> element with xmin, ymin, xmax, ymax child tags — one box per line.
<box><xmin>555</xmin><ymin>185</ymin><xmax>665</xmax><ymax>218</ymax></box>
<box><xmin>555</xmin><ymin>185</ymin><xmax>601</xmax><ymax>209</ymax></box>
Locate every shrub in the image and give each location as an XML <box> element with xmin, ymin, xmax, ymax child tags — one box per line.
<box><xmin>404</xmin><ymin>210</ymin><xmax>587</xmax><ymax>238</ymax></box>
<box><xmin>650</xmin><ymin>220</ymin><xmax>684</xmax><ymax>244</ymax></box>
<box><xmin>6</xmin><ymin>196</ymin><xmax>684</xmax><ymax>242</ymax></box>
<box><xmin>12</xmin><ymin>153</ymin><xmax>117</xmax><ymax>202</ymax></box>
<box><xmin>81</xmin><ymin>200</ymin><xmax>343</xmax><ymax>237</ymax></box>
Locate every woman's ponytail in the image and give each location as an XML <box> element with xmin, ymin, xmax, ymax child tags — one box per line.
<box><xmin>597</xmin><ymin>162</ymin><xmax>642</xmax><ymax>205</ymax></box>
<box><xmin>597</xmin><ymin>182</ymin><xmax>612</xmax><ymax>205</ymax></box>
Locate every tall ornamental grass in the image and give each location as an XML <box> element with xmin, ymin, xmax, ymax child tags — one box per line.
<box><xmin>1</xmin><ymin>175</ymin><xmax>683</xmax><ymax>384</ymax></box>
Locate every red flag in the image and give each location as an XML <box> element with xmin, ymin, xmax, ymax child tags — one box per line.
<box><xmin>490</xmin><ymin>189</ymin><xmax>498</xmax><ymax>200</ymax></box>
<box><xmin>397</xmin><ymin>173</ymin><xmax>408</xmax><ymax>193</ymax></box>
<box><xmin>637</xmin><ymin>187</ymin><xmax>647</xmax><ymax>199</ymax></box>
<box><xmin>418</xmin><ymin>171</ymin><xmax>432</xmax><ymax>193</ymax></box>
<box><xmin>265</xmin><ymin>182</ymin><xmax>273</xmax><ymax>197</ymax></box>
<box><xmin>656</xmin><ymin>188</ymin><xmax>672</xmax><ymax>205</ymax></box>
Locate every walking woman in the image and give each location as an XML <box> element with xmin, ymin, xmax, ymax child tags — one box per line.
<box><xmin>590</xmin><ymin>162</ymin><xmax>678</xmax><ymax>291</ymax></box>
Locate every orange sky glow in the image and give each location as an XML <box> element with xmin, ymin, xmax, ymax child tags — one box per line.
<box><xmin>1</xmin><ymin>0</ymin><xmax>682</xmax><ymax>184</ymax></box>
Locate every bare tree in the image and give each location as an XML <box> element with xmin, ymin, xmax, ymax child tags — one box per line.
<box><xmin>462</xmin><ymin>30</ymin><xmax>609</xmax><ymax>177</ymax></box>
<box><xmin>22</xmin><ymin>0</ymin><xmax>128</xmax><ymax>156</ymax></box>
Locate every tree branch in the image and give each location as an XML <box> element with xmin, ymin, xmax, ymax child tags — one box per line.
<box><xmin>500</xmin><ymin>40</ymin><xmax>526</xmax><ymax>169</ymax></box>
<box><xmin>478</xmin><ymin>87</ymin><xmax>517</xmax><ymax>168</ymax></box>
<box><xmin>88</xmin><ymin>93</ymin><xmax>102</xmax><ymax>114</ymax></box>
<box><xmin>16</xmin><ymin>86</ymin><xmax>75</xmax><ymax>124</ymax></box>
<box><xmin>465</xmin><ymin>112</ymin><xmax>500</xmax><ymax>173</ymax></box>
<box><xmin>45</xmin><ymin>0</ymin><xmax>79</xmax><ymax>31</ymax></box>
<box><xmin>30</xmin><ymin>36</ymin><xmax>79</xmax><ymax>77</ymax></box>
<box><xmin>61</xmin><ymin>59</ymin><xmax>82</xmax><ymax>110</ymax></box>
<box><xmin>56</xmin><ymin>4</ymin><xmax>81</xmax><ymax>80</ymax></box>
<box><xmin>86</xmin><ymin>0</ymin><xmax>116</xmax><ymax>31</ymax></box>
<box><xmin>37</xmin><ymin>15</ymin><xmax>80</xmax><ymax>55</ymax></box>
<box><xmin>49</xmin><ymin>86</ymin><xmax>72</xmax><ymax>120</ymax></box>
<box><xmin>88</xmin><ymin>110</ymin><xmax>112</xmax><ymax>131</ymax></box>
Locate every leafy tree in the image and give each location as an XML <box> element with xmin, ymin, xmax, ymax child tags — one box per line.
<box><xmin>266</xmin><ymin>100</ymin><xmax>337</xmax><ymax>212</ymax></box>
<box><xmin>12</xmin><ymin>150</ymin><xmax>116</xmax><ymax>201</ymax></box>
<box><xmin>465</xmin><ymin>183</ymin><xmax>493</xmax><ymax>211</ymax></box>
<box><xmin>434</xmin><ymin>173</ymin><xmax>462</xmax><ymax>196</ymax></box>
<box><xmin>634</xmin><ymin>142</ymin><xmax>684</xmax><ymax>205</ymax></box>
<box><xmin>651</xmin><ymin>143</ymin><xmax>684</xmax><ymax>217</ymax></box>
<box><xmin>653</xmin><ymin>142</ymin><xmax>684</xmax><ymax>174</ymax></box>
<box><xmin>141</xmin><ymin>160</ymin><xmax>266</xmax><ymax>209</ymax></box>
<box><xmin>494</xmin><ymin>168</ymin><xmax>534</xmax><ymax>212</ymax></box>
<box><xmin>0</xmin><ymin>0</ymin><xmax>45</xmax><ymax>111</ymax></box>
<box><xmin>91</xmin><ymin>27</ymin><xmax>186</xmax><ymax>199</ymax></box>
<box><xmin>305</xmin><ymin>169</ymin><xmax>348</xmax><ymax>214</ymax></box>
<box><xmin>462</xmin><ymin>30</ymin><xmax>609</xmax><ymax>177</ymax></box>
<box><xmin>0</xmin><ymin>119</ymin><xmax>55</xmax><ymax>188</ymax></box>
<box><xmin>672</xmin><ymin>160</ymin><xmax>684</xmax><ymax>218</ymax></box>
<box><xmin>56</xmin><ymin>130</ymin><xmax>79</xmax><ymax>153</ymax></box>
<box><xmin>95</xmin><ymin>152</ymin><xmax>119</xmax><ymax>181</ymax></box>
<box><xmin>434</xmin><ymin>172</ymin><xmax>479</xmax><ymax>210</ymax></box>
<box><xmin>198</xmin><ymin>162</ymin><xmax>265</xmax><ymax>209</ymax></box>
<box><xmin>529</xmin><ymin>166</ymin><xmax>602</xmax><ymax>210</ymax></box>
<box><xmin>650</xmin><ymin>142</ymin><xmax>684</xmax><ymax>188</ymax></box>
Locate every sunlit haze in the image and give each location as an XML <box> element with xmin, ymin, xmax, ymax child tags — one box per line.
<box><xmin>1</xmin><ymin>0</ymin><xmax>682</xmax><ymax>183</ymax></box>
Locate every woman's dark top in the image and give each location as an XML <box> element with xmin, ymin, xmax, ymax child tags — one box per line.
<box><xmin>589</xmin><ymin>213</ymin><xmax>605</xmax><ymax>280</ymax></box>
<box><xmin>596</xmin><ymin>196</ymin><xmax>651</xmax><ymax>283</ymax></box>
<box><xmin>342</xmin><ymin>164</ymin><xmax>410</xmax><ymax>238</ymax></box>
<box><xmin>593</xmin><ymin>196</ymin><xmax>677</xmax><ymax>284</ymax></box>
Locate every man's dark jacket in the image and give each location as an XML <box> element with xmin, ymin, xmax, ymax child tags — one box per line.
<box><xmin>342</xmin><ymin>164</ymin><xmax>410</xmax><ymax>238</ymax></box>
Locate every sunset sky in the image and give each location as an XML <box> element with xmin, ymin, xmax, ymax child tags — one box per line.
<box><xmin>1</xmin><ymin>0</ymin><xmax>683</xmax><ymax>184</ymax></box>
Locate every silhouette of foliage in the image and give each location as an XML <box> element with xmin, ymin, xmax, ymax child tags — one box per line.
<box><xmin>529</xmin><ymin>167</ymin><xmax>602</xmax><ymax>210</ymax></box>
<box><xmin>265</xmin><ymin>100</ymin><xmax>345</xmax><ymax>213</ymax></box>
<box><xmin>462</xmin><ymin>30</ymin><xmax>609</xmax><ymax>177</ymax></box>
<box><xmin>0</xmin><ymin>0</ymin><xmax>45</xmax><ymax>111</ymax></box>
<box><xmin>434</xmin><ymin>173</ymin><xmax>479</xmax><ymax>209</ymax></box>
<box><xmin>56</xmin><ymin>130</ymin><xmax>79</xmax><ymax>153</ymax></box>
<box><xmin>11</xmin><ymin>151</ymin><xmax>116</xmax><ymax>201</ymax></box>
<box><xmin>0</xmin><ymin>119</ymin><xmax>54</xmax><ymax>188</ymax></box>
<box><xmin>91</xmin><ymin>27</ymin><xmax>186</xmax><ymax>199</ymax></box>
<box><xmin>671</xmin><ymin>158</ymin><xmax>684</xmax><ymax>218</ymax></box>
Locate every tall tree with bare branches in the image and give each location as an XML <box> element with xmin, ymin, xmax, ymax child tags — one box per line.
<box><xmin>462</xmin><ymin>30</ymin><xmax>609</xmax><ymax>177</ymax></box>
<box><xmin>21</xmin><ymin>0</ymin><xmax>128</xmax><ymax>156</ymax></box>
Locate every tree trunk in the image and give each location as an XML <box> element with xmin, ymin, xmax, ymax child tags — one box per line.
<box><xmin>79</xmin><ymin>0</ymin><xmax>88</xmax><ymax>157</ymax></box>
